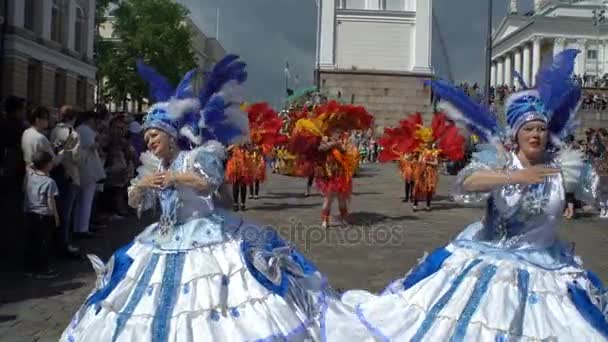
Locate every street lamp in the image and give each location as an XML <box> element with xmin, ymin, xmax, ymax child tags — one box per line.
<box><xmin>592</xmin><ymin>8</ymin><xmax>605</xmax><ymax>85</ymax></box>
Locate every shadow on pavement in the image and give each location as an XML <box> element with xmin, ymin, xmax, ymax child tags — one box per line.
<box><xmin>347</xmin><ymin>212</ymin><xmax>419</xmax><ymax>225</ymax></box>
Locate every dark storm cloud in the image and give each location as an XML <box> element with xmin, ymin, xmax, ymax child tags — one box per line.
<box><xmin>177</xmin><ymin>0</ymin><xmax>533</xmax><ymax>105</ymax></box>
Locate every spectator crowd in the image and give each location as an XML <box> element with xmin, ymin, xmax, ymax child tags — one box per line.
<box><xmin>0</xmin><ymin>96</ymin><xmax>146</xmax><ymax>279</ymax></box>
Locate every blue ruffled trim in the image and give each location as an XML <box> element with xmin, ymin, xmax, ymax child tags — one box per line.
<box><xmin>402</xmin><ymin>248</ymin><xmax>452</xmax><ymax>290</ymax></box>
<box><xmin>241</xmin><ymin>227</ymin><xmax>318</xmax><ymax>297</ymax></box>
<box><xmin>355</xmin><ymin>304</ymin><xmax>390</xmax><ymax>342</ymax></box>
<box><xmin>86</xmin><ymin>241</ymin><xmax>135</xmax><ymax>313</ymax></box>
<box><xmin>587</xmin><ymin>270</ymin><xmax>606</xmax><ymax>293</ymax></box>
<box><xmin>568</xmin><ymin>282</ymin><xmax>608</xmax><ymax>339</ymax></box>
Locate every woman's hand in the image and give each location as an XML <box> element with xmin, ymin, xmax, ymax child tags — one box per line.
<box><xmin>159</xmin><ymin>171</ymin><xmax>177</xmax><ymax>188</ymax></box>
<box><xmin>510</xmin><ymin>166</ymin><xmax>560</xmax><ymax>185</ymax></box>
<box><xmin>137</xmin><ymin>173</ymin><xmax>165</xmax><ymax>189</ymax></box>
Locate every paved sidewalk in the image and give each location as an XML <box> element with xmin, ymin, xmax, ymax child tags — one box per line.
<box><xmin>1</xmin><ymin>163</ymin><xmax>607</xmax><ymax>341</ymax></box>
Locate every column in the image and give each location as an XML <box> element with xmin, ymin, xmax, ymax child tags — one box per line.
<box><xmin>574</xmin><ymin>38</ymin><xmax>588</xmax><ymax>77</ymax></box>
<box><xmin>497</xmin><ymin>59</ymin><xmax>504</xmax><ymax>86</ymax></box>
<box><xmin>7</xmin><ymin>0</ymin><xmax>26</xmax><ymax>27</ymax></box>
<box><xmin>504</xmin><ymin>54</ymin><xmax>513</xmax><ymax>86</ymax></box>
<box><xmin>532</xmin><ymin>36</ymin><xmax>542</xmax><ymax>86</ymax></box>
<box><xmin>523</xmin><ymin>43</ymin><xmax>531</xmax><ymax>85</ymax></box>
<box><xmin>41</xmin><ymin>64</ymin><xmax>56</xmax><ymax>108</ymax></box>
<box><xmin>514</xmin><ymin>48</ymin><xmax>522</xmax><ymax>82</ymax></box>
<box><xmin>66</xmin><ymin>0</ymin><xmax>77</xmax><ymax>51</ymax></box>
<box><xmin>553</xmin><ymin>37</ymin><xmax>566</xmax><ymax>56</ymax></box>
<box><xmin>87</xmin><ymin>0</ymin><xmax>96</xmax><ymax>59</ymax></box>
<box><xmin>491</xmin><ymin>63</ymin><xmax>497</xmax><ymax>87</ymax></box>
<box><xmin>413</xmin><ymin>0</ymin><xmax>433</xmax><ymax>73</ymax></box>
<box><xmin>319</xmin><ymin>0</ymin><xmax>336</xmax><ymax>68</ymax></box>
<box><xmin>41</xmin><ymin>0</ymin><xmax>53</xmax><ymax>40</ymax></box>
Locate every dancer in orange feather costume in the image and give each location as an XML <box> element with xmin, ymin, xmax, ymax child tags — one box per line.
<box><xmin>379</xmin><ymin>112</ymin><xmax>465</xmax><ymax>210</ymax></box>
<box><xmin>225</xmin><ymin>143</ymin><xmax>253</xmax><ymax>211</ymax></box>
<box><xmin>290</xmin><ymin>101</ymin><xmax>373</xmax><ymax>228</ymax></box>
<box><xmin>243</xmin><ymin>102</ymin><xmax>285</xmax><ymax>201</ymax></box>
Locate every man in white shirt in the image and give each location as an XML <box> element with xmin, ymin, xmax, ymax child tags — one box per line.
<box><xmin>50</xmin><ymin>106</ymin><xmax>81</xmax><ymax>257</ymax></box>
<box><xmin>74</xmin><ymin>111</ymin><xmax>105</xmax><ymax>238</ymax></box>
<box><xmin>21</xmin><ymin>107</ymin><xmax>55</xmax><ymax>166</ymax></box>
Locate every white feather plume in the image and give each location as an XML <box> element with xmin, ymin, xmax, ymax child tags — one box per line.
<box><xmin>556</xmin><ymin>147</ymin><xmax>585</xmax><ymax>193</ymax></box>
<box><xmin>136</xmin><ymin>151</ymin><xmax>162</xmax><ymax>178</ymax></box>
<box><xmin>166</xmin><ymin>98</ymin><xmax>200</xmax><ymax>119</ymax></box>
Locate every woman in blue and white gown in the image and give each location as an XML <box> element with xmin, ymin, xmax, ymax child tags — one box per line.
<box><xmin>324</xmin><ymin>50</ymin><xmax>608</xmax><ymax>341</ymax></box>
<box><xmin>61</xmin><ymin>56</ymin><xmax>329</xmax><ymax>341</ymax></box>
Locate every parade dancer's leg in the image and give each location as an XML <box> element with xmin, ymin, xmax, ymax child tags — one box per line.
<box><xmin>254</xmin><ymin>181</ymin><xmax>260</xmax><ymax>199</ymax></box>
<box><xmin>321</xmin><ymin>193</ymin><xmax>334</xmax><ymax>228</ymax></box>
<box><xmin>240</xmin><ymin>183</ymin><xmax>247</xmax><ymax>211</ymax></box>
<box><xmin>232</xmin><ymin>183</ymin><xmax>240</xmax><ymax>211</ymax></box>
<box><xmin>305</xmin><ymin>175</ymin><xmax>314</xmax><ymax>196</ymax></box>
<box><xmin>403</xmin><ymin>181</ymin><xmax>411</xmax><ymax>202</ymax></box>
<box><xmin>249</xmin><ymin>183</ymin><xmax>255</xmax><ymax>199</ymax></box>
<box><xmin>425</xmin><ymin>192</ymin><xmax>432</xmax><ymax>211</ymax></box>
<box><xmin>338</xmin><ymin>196</ymin><xmax>349</xmax><ymax>226</ymax></box>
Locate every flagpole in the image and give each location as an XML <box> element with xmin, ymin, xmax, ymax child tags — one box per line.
<box><xmin>315</xmin><ymin>0</ymin><xmax>321</xmax><ymax>91</ymax></box>
<box><xmin>216</xmin><ymin>7</ymin><xmax>220</xmax><ymax>39</ymax></box>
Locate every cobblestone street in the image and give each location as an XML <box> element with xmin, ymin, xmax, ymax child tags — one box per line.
<box><xmin>1</xmin><ymin>163</ymin><xmax>608</xmax><ymax>341</ymax></box>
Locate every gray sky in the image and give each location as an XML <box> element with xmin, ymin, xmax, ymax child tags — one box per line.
<box><xmin>177</xmin><ymin>0</ymin><xmax>534</xmax><ymax>107</ymax></box>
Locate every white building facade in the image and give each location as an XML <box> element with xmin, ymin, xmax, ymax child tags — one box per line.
<box><xmin>492</xmin><ymin>0</ymin><xmax>608</xmax><ymax>88</ymax></box>
<box><xmin>317</xmin><ymin>0</ymin><xmax>433</xmax><ymax>129</ymax></box>
<box><xmin>1</xmin><ymin>0</ymin><xmax>97</xmax><ymax>110</ymax></box>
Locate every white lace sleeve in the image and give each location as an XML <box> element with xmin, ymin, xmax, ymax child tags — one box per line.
<box><xmin>557</xmin><ymin>148</ymin><xmax>599</xmax><ymax>204</ymax></box>
<box><xmin>453</xmin><ymin>144</ymin><xmax>509</xmax><ymax>203</ymax></box>
<box><xmin>186</xmin><ymin>140</ymin><xmax>226</xmax><ymax>195</ymax></box>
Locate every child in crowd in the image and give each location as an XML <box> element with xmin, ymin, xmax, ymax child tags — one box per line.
<box><xmin>24</xmin><ymin>151</ymin><xmax>60</xmax><ymax>279</ymax></box>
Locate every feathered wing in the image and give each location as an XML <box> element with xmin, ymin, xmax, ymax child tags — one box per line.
<box><xmin>199</xmin><ymin>55</ymin><xmax>250</xmax><ymax>146</ymax></box>
<box><xmin>247</xmin><ymin>102</ymin><xmax>284</xmax><ymax>155</ymax></box>
<box><xmin>540</xmin><ymin>49</ymin><xmax>583</xmax><ymax>143</ymax></box>
<box><xmin>136</xmin><ymin>60</ymin><xmax>174</xmax><ymax>102</ymax></box>
<box><xmin>378</xmin><ymin>116</ymin><xmax>419</xmax><ymax>162</ymax></box>
<box><xmin>429</xmin><ymin>80</ymin><xmax>502</xmax><ymax>148</ymax></box>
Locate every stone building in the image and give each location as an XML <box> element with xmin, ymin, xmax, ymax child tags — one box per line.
<box><xmin>492</xmin><ymin>0</ymin><xmax>608</xmax><ymax>87</ymax></box>
<box><xmin>316</xmin><ymin>0</ymin><xmax>434</xmax><ymax>130</ymax></box>
<box><xmin>0</xmin><ymin>0</ymin><xmax>97</xmax><ymax>110</ymax></box>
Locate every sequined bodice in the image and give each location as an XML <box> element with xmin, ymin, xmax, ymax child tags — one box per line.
<box><xmin>477</xmin><ymin>156</ymin><xmax>564</xmax><ymax>249</ymax></box>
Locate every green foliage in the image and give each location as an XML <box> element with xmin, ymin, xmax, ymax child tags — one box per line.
<box><xmin>98</xmin><ymin>0</ymin><xmax>197</xmax><ymax>107</ymax></box>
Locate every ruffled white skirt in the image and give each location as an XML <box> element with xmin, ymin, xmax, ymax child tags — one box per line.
<box><xmin>60</xmin><ymin>222</ymin><xmax>326</xmax><ymax>342</ymax></box>
<box><xmin>324</xmin><ymin>244</ymin><xmax>608</xmax><ymax>341</ymax></box>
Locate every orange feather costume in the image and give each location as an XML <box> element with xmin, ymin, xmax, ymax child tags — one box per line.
<box><xmin>379</xmin><ymin>112</ymin><xmax>465</xmax><ymax>198</ymax></box>
<box><xmin>290</xmin><ymin>101</ymin><xmax>373</xmax><ymax>199</ymax></box>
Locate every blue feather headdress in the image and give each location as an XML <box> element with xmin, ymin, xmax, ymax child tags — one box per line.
<box><xmin>429</xmin><ymin>49</ymin><xmax>582</xmax><ymax>149</ymax></box>
<box><xmin>137</xmin><ymin>54</ymin><xmax>250</xmax><ymax>149</ymax></box>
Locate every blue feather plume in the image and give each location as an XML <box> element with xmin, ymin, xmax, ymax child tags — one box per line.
<box><xmin>174</xmin><ymin>69</ymin><xmax>198</xmax><ymax>99</ymax></box>
<box><xmin>199</xmin><ymin>55</ymin><xmax>247</xmax><ymax>107</ymax></box>
<box><xmin>136</xmin><ymin>59</ymin><xmax>174</xmax><ymax>102</ymax></box>
<box><xmin>428</xmin><ymin>80</ymin><xmax>500</xmax><ymax>143</ymax></box>
<box><xmin>538</xmin><ymin>49</ymin><xmax>582</xmax><ymax>140</ymax></box>
<box><xmin>536</xmin><ymin>49</ymin><xmax>579</xmax><ymax>112</ymax></box>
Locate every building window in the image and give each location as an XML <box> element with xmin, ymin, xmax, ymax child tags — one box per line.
<box><xmin>74</xmin><ymin>6</ymin><xmax>86</xmax><ymax>53</ymax></box>
<box><xmin>51</xmin><ymin>0</ymin><xmax>65</xmax><ymax>44</ymax></box>
<box><xmin>24</xmin><ymin>0</ymin><xmax>35</xmax><ymax>31</ymax></box>
<box><xmin>382</xmin><ymin>0</ymin><xmax>406</xmax><ymax>11</ymax></box>
<box><xmin>76</xmin><ymin>76</ymin><xmax>87</xmax><ymax>109</ymax></box>
<box><xmin>336</xmin><ymin>0</ymin><xmax>366</xmax><ymax>10</ymax></box>
<box><xmin>588</xmin><ymin>49</ymin><xmax>598</xmax><ymax>60</ymax></box>
<box><xmin>27</xmin><ymin>60</ymin><xmax>42</xmax><ymax>105</ymax></box>
<box><xmin>54</xmin><ymin>70</ymin><xmax>66</xmax><ymax>108</ymax></box>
